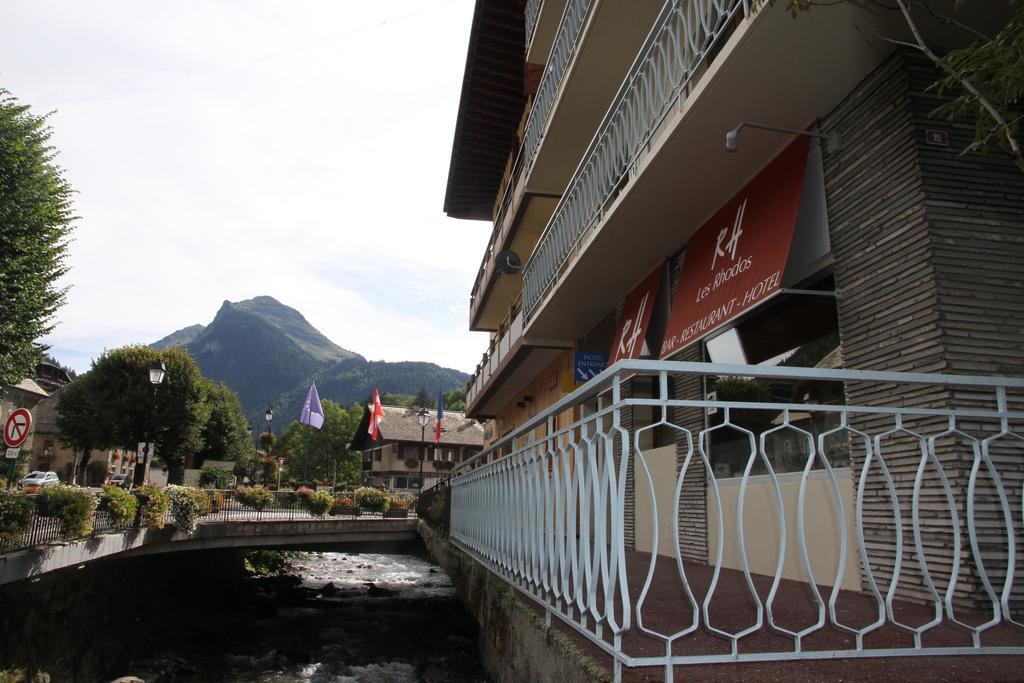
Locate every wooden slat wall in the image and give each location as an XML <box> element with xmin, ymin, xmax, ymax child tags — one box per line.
<box><xmin>907</xmin><ymin>54</ymin><xmax>1024</xmax><ymax>612</ymax></box>
<box><xmin>822</xmin><ymin>49</ymin><xmax>1024</xmax><ymax>609</ymax></box>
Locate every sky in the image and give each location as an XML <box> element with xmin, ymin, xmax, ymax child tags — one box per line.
<box><xmin>0</xmin><ymin>1</ymin><xmax>491</xmax><ymax>375</ymax></box>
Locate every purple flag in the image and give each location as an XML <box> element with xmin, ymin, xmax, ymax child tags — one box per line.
<box><xmin>299</xmin><ymin>382</ymin><xmax>325</xmax><ymax>429</ymax></box>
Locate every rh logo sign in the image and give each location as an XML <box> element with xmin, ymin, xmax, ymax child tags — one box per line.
<box><xmin>712</xmin><ymin>199</ymin><xmax>746</xmax><ymax>270</ymax></box>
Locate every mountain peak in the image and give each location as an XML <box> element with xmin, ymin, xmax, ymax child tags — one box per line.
<box><xmin>152</xmin><ymin>324</ymin><xmax>206</xmax><ymax>350</ymax></box>
<box><xmin>151</xmin><ymin>296</ymin><xmax>467</xmax><ymax>429</ymax></box>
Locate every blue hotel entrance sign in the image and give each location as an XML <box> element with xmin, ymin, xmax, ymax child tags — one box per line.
<box><xmin>573</xmin><ymin>352</ymin><xmax>609</xmax><ymax>382</ymax></box>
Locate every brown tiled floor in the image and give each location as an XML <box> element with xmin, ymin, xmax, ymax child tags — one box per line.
<box><xmin>516</xmin><ymin>551</ymin><xmax>1024</xmax><ymax>681</ymax></box>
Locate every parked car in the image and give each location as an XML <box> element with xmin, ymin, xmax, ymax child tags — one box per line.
<box><xmin>21</xmin><ymin>471</ymin><xmax>60</xmax><ymax>492</ymax></box>
<box><xmin>107</xmin><ymin>474</ymin><xmax>130</xmax><ymax>489</ymax></box>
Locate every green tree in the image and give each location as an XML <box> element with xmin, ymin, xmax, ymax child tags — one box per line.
<box><xmin>765</xmin><ymin>0</ymin><xmax>1023</xmax><ymax>173</ymax></box>
<box><xmin>0</xmin><ymin>90</ymin><xmax>75</xmax><ymax>388</ymax></box>
<box><xmin>56</xmin><ymin>345</ymin><xmax>210</xmax><ymax>476</ymax></box>
<box><xmin>195</xmin><ymin>380</ymin><xmax>253</xmax><ymax>464</ymax></box>
<box><xmin>54</xmin><ymin>376</ymin><xmax>102</xmax><ymax>484</ymax></box>
<box><xmin>443</xmin><ymin>386</ymin><xmax>466</xmax><ymax>412</ymax></box>
<box><xmin>414</xmin><ymin>386</ymin><xmax>432</xmax><ymax>409</ymax></box>
<box><xmin>278</xmin><ymin>400</ymin><xmax>363</xmax><ymax>486</ymax></box>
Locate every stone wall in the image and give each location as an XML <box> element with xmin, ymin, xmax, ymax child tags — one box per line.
<box><xmin>418</xmin><ymin>521</ymin><xmax>611</xmax><ymax>683</ymax></box>
<box><xmin>0</xmin><ymin>549</ymin><xmax>245</xmax><ymax>681</ymax></box>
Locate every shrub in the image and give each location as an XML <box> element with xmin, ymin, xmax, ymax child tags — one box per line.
<box><xmin>166</xmin><ymin>485</ymin><xmax>202</xmax><ymax>534</ymax></box>
<box><xmin>330</xmin><ymin>496</ymin><xmax>358</xmax><ymax>516</ymax></box>
<box><xmin>236</xmin><ymin>485</ymin><xmax>274</xmax><ymax>511</ymax></box>
<box><xmin>354</xmin><ymin>486</ymin><xmax>388</xmax><ymax>512</ymax></box>
<box><xmin>302</xmin><ymin>491</ymin><xmax>334</xmax><ymax>517</ymax></box>
<box><xmin>187</xmin><ymin>487</ymin><xmax>211</xmax><ymax>516</ymax></box>
<box><xmin>244</xmin><ymin>549</ymin><xmax>298</xmax><ymax>576</ymax></box>
<box><xmin>389</xmin><ymin>492</ymin><xmax>414</xmax><ymax>510</ymax></box>
<box><xmin>207</xmin><ymin>489</ymin><xmax>225</xmax><ymax>513</ymax></box>
<box><xmin>100</xmin><ymin>485</ymin><xmax>138</xmax><ymax>525</ymax></box>
<box><xmin>197</xmin><ymin>465</ymin><xmax>233</xmax><ymax>489</ymax></box>
<box><xmin>0</xmin><ymin>490</ymin><xmax>35</xmax><ymax>547</ymax></box>
<box><xmin>136</xmin><ymin>485</ymin><xmax>169</xmax><ymax>529</ymax></box>
<box><xmin>35</xmin><ymin>485</ymin><xmax>97</xmax><ymax>538</ymax></box>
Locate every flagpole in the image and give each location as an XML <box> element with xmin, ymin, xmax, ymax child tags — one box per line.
<box><xmin>303</xmin><ymin>428</ymin><xmax>311</xmax><ymax>485</ymax></box>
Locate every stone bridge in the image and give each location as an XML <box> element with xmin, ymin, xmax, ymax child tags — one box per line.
<box><xmin>0</xmin><ymin>517</ymin><xmax>418</xmax><ymax>586</ymax></box>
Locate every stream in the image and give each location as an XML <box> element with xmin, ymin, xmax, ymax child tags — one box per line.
<box><xmin>126</xmin><ymin>552</ymin><xmax>489</xmax><ymax>682</ymax></box>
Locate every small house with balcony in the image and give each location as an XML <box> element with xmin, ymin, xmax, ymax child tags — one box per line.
<box><xmin>350</xmin><ymin>405</ymin><xmax>483</xmax><ymax>491</ymax></box>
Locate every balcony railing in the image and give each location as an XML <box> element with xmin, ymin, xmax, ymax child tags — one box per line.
<box><xmin>525</xmin><ymin>0</ymin><xmax>544</xmax><ymax>55</ymax></box>
<box><xmin>469</xmin><ymin>145</ymin><xmax>526</xmax><ymax>326</ymax></box>
<box><xmin>466</xmin><ymin>302</ymin><xmax>525</xmax><ymax>408</ymax></box>
<box><xmin>448</xmin><ymin>359</ymin><xmax>1024</xmax><ymax>679</ymax></box>
<box><xmin>522</xmin><ymin>0</ymin><xmax>749</xmax><ymax>321</ymax></box>
<box><xmin>522</xmin><ymin>0</ymin><xmax>595</xmax><ymax>175</ymax></box>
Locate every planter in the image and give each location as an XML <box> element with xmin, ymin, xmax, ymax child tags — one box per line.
<box><xmin>331</xmin><ymin>505</ymin><xmax>360</xmax><ymax>517</ymax></box>
<box><xmin>383</xmin><ymin>508</ymin><xmax>408</xmax><ymax>519</ymax></box>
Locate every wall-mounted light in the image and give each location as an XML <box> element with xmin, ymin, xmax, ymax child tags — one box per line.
<box><xmin>726</xmin><ymin>122</ymin><xmax>840</xmax><ymax>154</ymax></box>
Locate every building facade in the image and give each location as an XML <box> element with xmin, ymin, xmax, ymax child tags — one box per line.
<box><xmin>445</xmin><ymin>0</ymin><xmax>1023</xmax><ymax>610</ymax></box>
<box><xmin>352</xmin><ymin>405</ymin><xmax>484</xmax><ymax>491</ymax></box>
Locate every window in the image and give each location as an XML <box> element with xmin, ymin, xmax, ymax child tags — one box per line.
<box><xmin>703</xmin><ymin>282</ymin><xmax>848</xmax><ymax>478</ymax></box>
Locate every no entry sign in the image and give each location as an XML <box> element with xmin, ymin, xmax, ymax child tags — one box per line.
<box><xmin>4</xmin><ymin>408</ymin><xmax>32</xmax><ymax>448</ymax></box>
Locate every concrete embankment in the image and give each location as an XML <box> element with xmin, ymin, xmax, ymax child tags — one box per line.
<box><xmin>418</xmin><ymin>521</ymin><xmax>610</xmax><ymax>683</ymax></box>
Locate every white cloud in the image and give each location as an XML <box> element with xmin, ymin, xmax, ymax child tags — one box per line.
<box><xmin>1</xmin><ymin>0</ymin><xmax>491</xmax><ymax>374</ymax></box>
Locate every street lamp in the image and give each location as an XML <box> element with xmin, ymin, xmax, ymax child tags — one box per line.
<box><xmin>264</xmin><ymin>405</ymin><xmax>273</xmax><ymax>485</ymax></box>
<box><xmin>135</xmin><ymin>359</ymin><xmax>166</xmax><ymax>488</ymax></box>
<box><xmin>416</xmin><ymin>407</ymin><xmax>430</xmax><ymax>491</ymax></box>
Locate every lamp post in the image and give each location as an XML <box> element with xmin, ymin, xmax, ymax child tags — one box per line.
<box><xmin>416</xmin><ymin>407</ymin><xmax>430</xmax><ymax>492</ymax></box>
<box><xmin>135</xmin><ymin>359</ymin><xmax>166</xmax><ymax>488</ymax></box>
<box><xmin>264</xmin><ymin>404</ymin><xmax>273</xmax><ymax>485</ymax></box>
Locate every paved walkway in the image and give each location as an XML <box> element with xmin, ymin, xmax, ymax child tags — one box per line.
<box><xmin>517</xmin><ymin>550</ymin><xmax>1024</xmax><ymax>681</ymax></box>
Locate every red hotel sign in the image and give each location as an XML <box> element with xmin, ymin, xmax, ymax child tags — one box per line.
<box><xmin>610</xmin><ymin>262</ymin><xmax>665</xmax><ymax>364</ymax></box>
<box><xmin>660</xmin><ymin>137</ymin><xmax>809</xmax><ymax>358</ymax></box>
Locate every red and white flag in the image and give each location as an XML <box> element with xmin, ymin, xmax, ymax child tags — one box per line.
<box><xmin>368</xmin><ymin>388</ymin><xmax>384</xmax><ymax>441</ymax></box>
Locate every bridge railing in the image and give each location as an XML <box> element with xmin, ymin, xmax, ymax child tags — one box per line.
<box><xmin>0</xmin><ymin>488</ymin><xmax>399</xmax><ymax>555</ymax></box>
<box><xmin>447</xmin><ymin>359</ymin><xmax>1024</xmax><ymax>681</ymax></box>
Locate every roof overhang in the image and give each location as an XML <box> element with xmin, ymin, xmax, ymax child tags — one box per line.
<box><xmin>443</xmin><ymin>0</ymin><xmax>526</xmax><ymax>221</ymax></box>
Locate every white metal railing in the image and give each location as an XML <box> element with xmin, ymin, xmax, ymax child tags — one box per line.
<box><xmin>448</xmin><ymin>360</ymin><xmax>1024</xmax><ymax>681</ymax></box>
<box><xmin>522</xmin><ymin>0</ymin><xmax>749</xmax><ymax>321</ymax></box>
<box><xmin>466</xmin><ymin>308</ymin><xmax>526</xmax><ymax>408</ymax></box>
<box><xmin>525</xmin><ymin>0</ymin><xmax>544</xmax><ymax>55</ymax></box>
<box><xmin>522</xmin><ymin>0</ymin><xmax>595</xmax><ymax>175</ymax></box>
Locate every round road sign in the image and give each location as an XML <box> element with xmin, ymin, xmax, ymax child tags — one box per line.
<box><xmin>4</xmin><ymin>408</ymin><xmax>32</xmax><ymax>448</ymax></box>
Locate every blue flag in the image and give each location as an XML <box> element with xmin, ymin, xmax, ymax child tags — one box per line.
<box><xmin>434</xmin><ymin>388</ymin><xmax>444</xmax><ymax>444</ymax></box>
<box><xmin>299</xmin><ymin>382</ymin><xmax>325</xmax><ymax>429</ymax></box>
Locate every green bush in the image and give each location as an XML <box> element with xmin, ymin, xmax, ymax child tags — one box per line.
<box><xmin>207</xmin><ymin>489</ymin><xmax>225</xmax><ymax>513</ymax></box>
<box><xmin>36</xmin><ymin>485</ymin><xmax>97</xmax><ymax>538</ymax></box>
<box><xmin>166</xmin><ymin>485</ymin><xmax>201</xmax><ymax>533</ymax></box>
<box><xmin>354</xmin><ymin>486</ymin><xmax>389</xmax><ymax>512</ymax></box>
<box><xmin>136</xmin><ymin>485</ymin><xmax>169</xmax><ymax>529</ymax></box>
<box><xmin>236</xmin><ymin>485</ymin><xmax>274</xmax><ymax>511</ymax></box>
<box><xmin>389</xmin><ymin>492</ymin><xmax>414</xmax><ymax>510</ymax></box>
<box><xmin>197</xmin><ymin>465</ymin><xmax>233</xmax><ymax>489</ymax></box>
<box><xmin>0</xmin><ymin>490</ymin><xmax>35</xmax><ymax>547</ymax></box>
<box><xmin>302</xmin><ymin>491</ymin><xmax>334</xmax><ymax>517</ymax></box>
<box><xmin>243</xmin><ymin>549</ymin><xmax>298</xmax><ymax>576</ymax></box>
<box><xmin>100</xmin><ymin>485</ymin><xmax>138</xmax><ymax>525</ymax></box>
<box><xmin>189</xmin><ymin>487</ymin><xmax>212</xmax><ymax>516</ymax></box>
